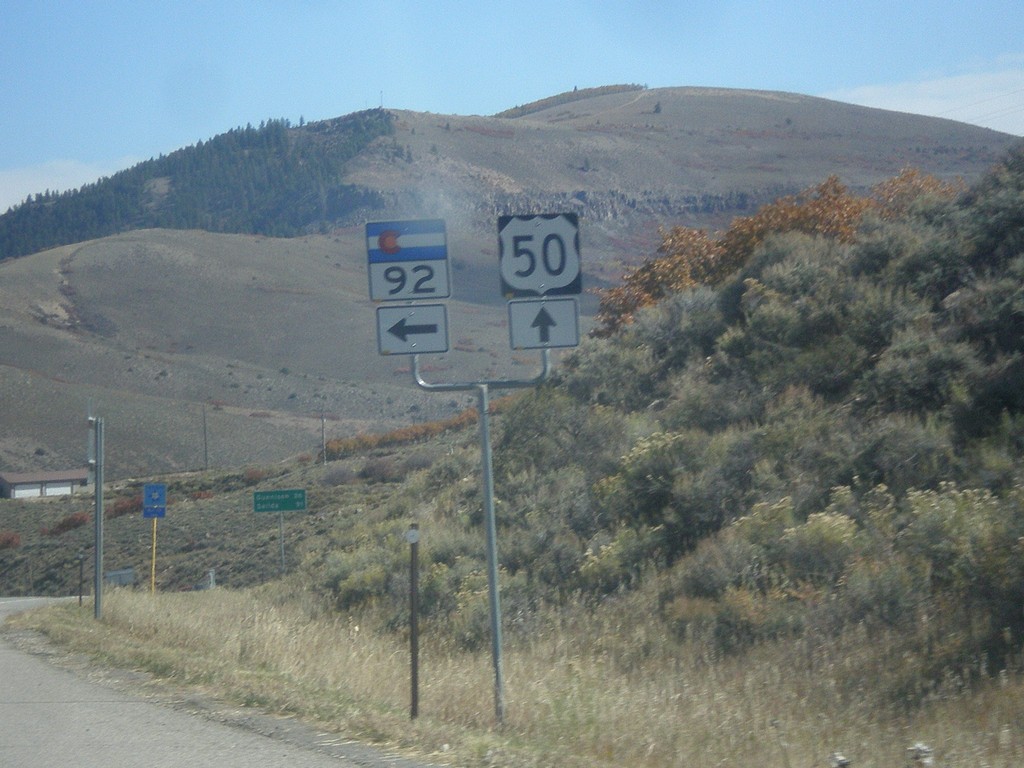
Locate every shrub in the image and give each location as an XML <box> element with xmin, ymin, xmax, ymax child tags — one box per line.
<box><xmin>728</xmin><ymin>497</ymin><xmax>797</xmax><ymax>566</ymax></box>
<box><xmin>243</xmin><ymin>467</ymin><xmax>267</xmax><ymax>485</ymax></box>
<box><xmin>595</xmin><ymin>176</ymin><xmax>875</xmax><ymax>336</ymax></box>
<box><xmin>851</xmin><ymin>414</ymin><xmax>960</xmax><ymax>495</ymax></box>
<box><xmin>321</xmin><ymin>465</ymin><xmax>357</xmax><ymax>486</ymax></box>
<box><xmin>0</xmin><ymin>530</ymin><xmax>20</xmax><ymax>549</ymax></box>
<box><xmin>871</xmin><ymin>167</ymin><xmax>963</xmax><ymax>220</ymax></box>
<box><xmin>674</xmin><ymin>534</ymin><xmax>767</xmax><ymax>599</ymax></box>
<box><xmin>897</xmin><ymin>484</ymin><xmax>1024</xmax><ymax>653</ymax></box>
<box><xmin>835</xmin><ymin>555</ymin><xmax>925</xmax><ymax>628</ymax></box>
<box><xmin>358</xmin><ymin>457</ymin><xmax>403</xmax><ymax>483</ymax></box>
<box><xmin>496</xmin><ymin>468</ymin><xmax>596</xmax><ymax>582</ymax></box>
<box><xmin>856</xmin><ymin>327</ymin><xmax>979</xmax><ymax>414</ymax></box>
<box><xmin>899</xmin><ymin>485</ymin><xmax>1006</xmax><ymax>593</ymax></box>
<box><xmin>594</xmin><ymin>431</ymin><xmax>691</xmax><ymax>531</ymax></box>
<box><xmin>561</xmin><ymin>335</ymin><xmax>659</xmax><ymax>410</ymax></box>
<box><xmin>662</xmin><ymin>586</ymin><xmax>803</xmax><ymax>653</ymax></box>
<box><xmin>630</xmin><ymin>287</ymin><xmax>727</xmax><ymax>374</ymax></box>
<box><xmin>43</xmin><ymin>512</ymin><xmax>89</xmax><ymax>536</ymax></box>
<box><xmin>108</xmin><ymin>494</ymin><xmax>141</xmax><ymax>519</ymax></box>
<box><xmin>577</xmin><ymin>526</ymin><xmax>660</xmax><ymax>595</ymax></box>
<box><xmin>322</xmin><ymin>545</ymin><xmax>399</xmax><ymax>610</ymax></box>
<box><xmin>322</xmin><ymin>399</ymin><xmax>516</xmax><ymax>461</ymax></box>
<box><xmin>421</xmin><ymin>448</ymin><xmax>475</xmax><ymax>495</ymax></box>
<box><xmin>495</xmin><ymin>387</ymin><xmax>635</xmax><ymax>482</ymax></box>
<box><xmin>844</xmin><ymin>282</ymin><xmax>929</xmax><ymax>355</ymax></box>
<box><xmin>941</xmin><ymin>257</ymin><xmax>1024</xmax><ymax>359</ymax></box>
<box><xmin>662</xmin><ymin>366</ymin><xmax>765</xmax><ymax>432</ymax></box>
<box><xmin>957</xmin><ymin>143</ymin><xmax>1024</xmax><ymax>272</ymax></box>
<box><xmin>887</xmin><ymin>229</ymin><xmax>971</xmax><ymax>302</ymax></box>
<box><xmin>777</xmin><ymin>512</ymin><xmax>862</xmax><ymax>585</ymax></box>
<box><xmin>754</xmin><ymin>388</ymin><xmax>860</xmax><ymax>515</ymax></box>
<box><xmin>401</xmin><ymin>451</ymin><xmax>435</xmax><ymax>473</ymax></box>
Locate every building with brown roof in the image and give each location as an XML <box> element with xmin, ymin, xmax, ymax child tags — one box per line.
<box><xmin>0</xmin><ymin>469</ymin><xmax>90</xmax><ymax>499</ymax></box>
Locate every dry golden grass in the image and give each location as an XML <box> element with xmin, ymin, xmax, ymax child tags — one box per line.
<box><xmin>10</xmin><ymin>587</ymin><xmax>1024</xmax><ymax>767</ymax></box>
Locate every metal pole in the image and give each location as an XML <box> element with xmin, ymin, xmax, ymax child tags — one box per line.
<box><xmin>477</xmin><ymin>384</ymin><xmax>505</xmax><ymax>724</ymax></box>
<box><xmin>279</xmin><ymin>512</ymin><xmax>285</xmax><ymax>574</ymax></box>
<box><xmin>409</xmin><ymin>523</ymin><xmax>420</xmax><ymax>719</ymax></box>
<box><xmin>150</xmin><ymin>518</ymin><xmax>158</xmax><ymax>594</ymax></box>
<box><xmin>322</xmin><ymin>412</ymin><xmax>327</xmax><ymax>465</ymax></box>
<box><xmin>409</xmin><ymin>351</ymin><xmax>549</xmax><ymax>725</ymax></box>
<box><xmin>91</xmin><ymin>417</ymin><xmax>104</xmax><ymax>620</ymax></box>
<box><xmin>202</xmin><ymin>404</ymin><xmax>209</xmax><ymax>470</ymax></box>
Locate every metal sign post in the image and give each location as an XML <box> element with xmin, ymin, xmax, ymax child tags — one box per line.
<box><xmin>143</xmin><ymin>484</ymin><xmax>167</xmax><ymax>593</ymax></box>
<box><xmin>88</xmin><ymin>416</ymin><xmax>104</xmax><ymax>620</ymax></box>
<box><xmin>365</xmin><ymin>214</ymin><xmax>580</xmax><ymax>725</ymax></box>
<box><xmin>253</xmin><ymin>489</ymin><xmax>307</xmax><ymax>574</ymax></box>
<box><xmin>412</xmin><ymin>351</ymin><xmax>551</xmax><ymax>724</ymax></box>
<box><xmin>150</xmin><ymin>519</ymin><xmax>158</xmax><ymax>592</ymax></box>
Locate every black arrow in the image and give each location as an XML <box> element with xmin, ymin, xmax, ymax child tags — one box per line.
<box><xmin>531</xmin><ymin>307</ymin><xmax>556</xmax><ymax>343</ymax></box>
<box><xmin>388</xmin><ymin>317</ymin><xmax>439</xmax><ymax>342</ymax></box>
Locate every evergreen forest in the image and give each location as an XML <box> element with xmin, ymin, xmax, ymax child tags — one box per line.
<box><xmin>0</xmin><ymin>109</ymin><xmax>393</xmax><ymax>260</ymax></box>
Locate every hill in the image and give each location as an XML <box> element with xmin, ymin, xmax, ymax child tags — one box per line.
<box><xmin>0</xmin><ymin>86</ymin><xmax>1019</xmax><ymax>479</ymax></box>
<box><xmin>2</xmin><ymin>139</ymin><xmax>1023</xmax><ymax>767</ymax></box>
<box><xmin>3</xmin><ymin>85</ymin><xmax>1015</xmax><ymax>263</ymax></box>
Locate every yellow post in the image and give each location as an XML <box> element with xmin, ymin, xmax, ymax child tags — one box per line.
<box><xmin>150</xmin><ymin>518</ymin><xmax>158</xmax><ymax>594</ymax></box>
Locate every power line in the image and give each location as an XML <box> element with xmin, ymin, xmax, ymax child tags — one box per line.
<box><xmin>934</xmin><ymin>86</ymin><xmax>1024</xmax><ymax>118</ymax></box>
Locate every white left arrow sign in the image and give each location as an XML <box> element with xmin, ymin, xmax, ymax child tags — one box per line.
<box><xmin>376</xmin><ymin>304</ymin><xmax>449</xmax><ymax>355</ymax></box>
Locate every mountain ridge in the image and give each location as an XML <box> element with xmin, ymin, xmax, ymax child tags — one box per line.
<box><xmin>2</xmin><ymin>85</ymin><xmax>1015</xmax><ymax>262</ymax></box>
<box><xmin>0</xmin><ymin>85</ymin><xmax>1019</xmax><ymax>478</ymax></box>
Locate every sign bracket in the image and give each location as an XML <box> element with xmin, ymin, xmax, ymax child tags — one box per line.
<box><xmin>411</xmin><ymin>348</ymin><xmax>550</xmax><ymax>393</ymax></box>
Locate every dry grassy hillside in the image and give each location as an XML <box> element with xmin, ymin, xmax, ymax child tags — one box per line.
<box><xmin>0</xmin><ymin>86</ymin><xmax>1016</xmax><ymax>479</ymax></box>
<box><xmin>0</xmin><ymin>229</ymin><xmax>533</xmax><ymax>479</ymax></box>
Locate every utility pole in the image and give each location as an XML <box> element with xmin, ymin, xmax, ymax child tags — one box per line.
<box><xmin>202</xmin><ymin>404</ymin><xmax>209</xmax><ymax>470</ymax></box>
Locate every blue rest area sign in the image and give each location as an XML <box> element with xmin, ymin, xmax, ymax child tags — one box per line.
<box><xmin>143</xmin><ymin>483</ymin><xmax>166</xmax><ymax>518</ymax></box>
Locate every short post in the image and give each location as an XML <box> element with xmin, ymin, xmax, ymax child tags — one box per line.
<box><xmin>408</xmin><ymin>523</ymin><xmax>420</xmax><ymax>719</ymax></box>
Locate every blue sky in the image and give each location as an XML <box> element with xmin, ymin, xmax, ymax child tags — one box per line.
<box><xmin>2</xmin><ymin>0</ymin><xmax>1022</xmax><ymax>212</ymax></box>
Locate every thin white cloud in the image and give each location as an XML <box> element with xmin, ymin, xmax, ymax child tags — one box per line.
<box><xmin>0</xmin><ymin>157</ymin><xmax>138</xmax><ymax>213</ymax></box>
<box><xmin>824</xmin><ymin>66</ymin><xmax>1024</xmax><ymax>137</ymax></box>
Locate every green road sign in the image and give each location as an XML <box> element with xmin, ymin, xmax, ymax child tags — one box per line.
<box><xmin>253</xmin><ymin>489</ymin><xmax>306</xmax><ymax>513</ymax></box>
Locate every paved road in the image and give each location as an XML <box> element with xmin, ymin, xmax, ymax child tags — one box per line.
<box><xmin>0</xmin><ymin>597</ymin><xmax>438</xmax><ymax>768</ymax></box>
